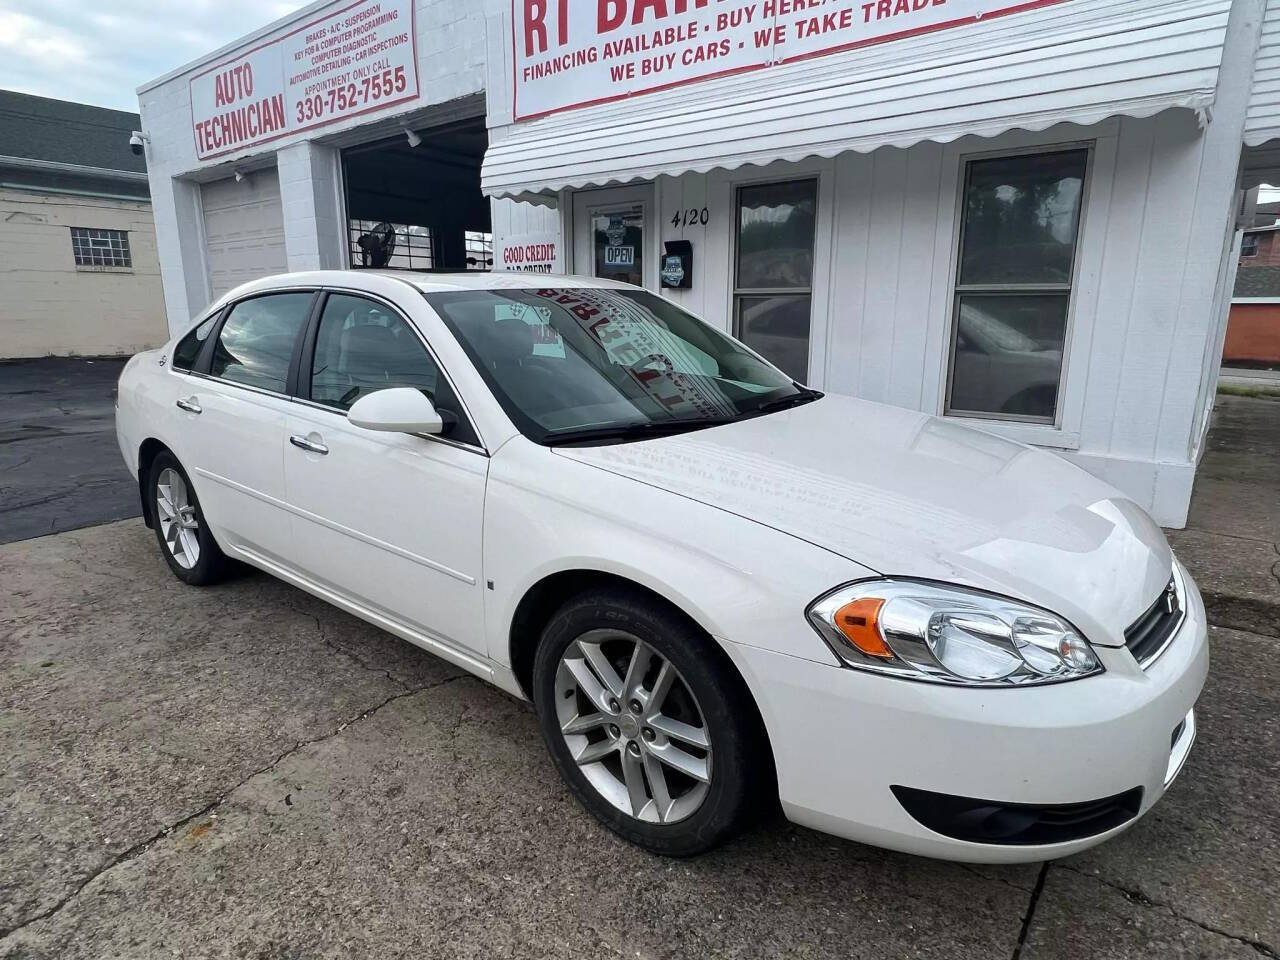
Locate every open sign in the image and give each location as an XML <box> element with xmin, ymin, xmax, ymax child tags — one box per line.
<box><xmin>604</xmin><ymin>245</ymin><xmax>634</xmax><ymax>267</ymax></box>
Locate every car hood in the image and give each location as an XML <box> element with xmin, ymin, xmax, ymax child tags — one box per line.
<box><xmin>556</xmin><ymin>394</ymin><xmax>1173</xmax><ymax>646</ymax></box>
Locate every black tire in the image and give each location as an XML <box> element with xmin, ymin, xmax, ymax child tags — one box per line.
<box><xmin>532</xmin><ymin>587</ymin><xmax>769</xmax><ymax>856</ymax></box>
<box><xmin>147</xmin><ymin>451</ymin><xmax>230</xmax><ymax>586</ymax></box>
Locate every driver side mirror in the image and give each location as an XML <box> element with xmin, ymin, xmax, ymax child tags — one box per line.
<box><xmin>347</xmin><ymin>387</ymin><xmax>444</xmax><ymax>435</ymax></box>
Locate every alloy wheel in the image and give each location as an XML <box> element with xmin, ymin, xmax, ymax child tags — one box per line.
<box><xmin>554</xmin><ymin>629</ymin><xmax>712</xmax><ymax>823</ymax></box>
<box><xmin>155</xmin><ymin>467</ymin><xmax>201</xmax><ymax>569</ymax></box>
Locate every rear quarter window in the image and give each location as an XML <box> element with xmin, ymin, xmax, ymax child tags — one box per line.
<box><xmin>172</xmin><ymin>315</ymin><xmax>217</xmax><ymax>371</ymax></box>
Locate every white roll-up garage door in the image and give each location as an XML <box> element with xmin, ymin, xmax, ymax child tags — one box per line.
<box><xmin>201</xmin><ymin>170</ymin><xmax>287</xmax><ymax>300</ymax></box>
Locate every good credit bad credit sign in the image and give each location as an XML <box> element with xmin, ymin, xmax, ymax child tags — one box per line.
<box><xmin>514</xmin><ymin>0</ymin><xmax>1067</xmax><ymax>120</ymax></box>
<box><xmin>190</xmin><ymin>0</ymin><xmax>419</xmax><ymax>160</ymax></box>
<box><xmin>495</xmin><ymin>233</ymin><xmax>563</xmax><ymax>273</ymax></box>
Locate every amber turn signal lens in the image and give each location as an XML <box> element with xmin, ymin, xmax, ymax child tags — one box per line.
<box><xmin>833</xmin><ymin>597</ymin><xmax>891</xmax><ymax>658</ymax></box>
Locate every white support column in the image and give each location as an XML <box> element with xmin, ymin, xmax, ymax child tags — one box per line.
<box><xmin>149</xmin><ymin>173</ymin><xmax>212</xmax><ymax>335</ymax></box>
<box><xmin>278</xmin><ymin>141</ymin><xmax>347</xmax><ymax>272</ymax></box>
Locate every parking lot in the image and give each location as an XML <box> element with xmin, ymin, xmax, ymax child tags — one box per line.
<box><xmin>0</xmin><ymin>358</ymin><xmax>136</xmax><ymax>545</ymax></box>
<box><xmin>1</xmin><ymin>378</ymin><xmax>1277</xmax><ymax>959</ymax></box>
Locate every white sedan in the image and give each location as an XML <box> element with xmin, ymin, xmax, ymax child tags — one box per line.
<box><xmin>115</xmin><ymin>271</ymin><xmax>1207</xmax><ymax>861</ymax></box>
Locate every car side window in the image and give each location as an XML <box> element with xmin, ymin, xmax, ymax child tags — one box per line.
<box><xmin>172</xmin><ymin>314</ymin><xmax>217</xmax><ymax>371</ymax></box>
<box><xmin>209</xmin><ymin>293</ymin><xmax>313</xmax><ymax>393</ymax></box>
<box><xmin>310</xmin><ymin>294</ymin><xmax>480</xmax><ymax>447</ymax></box>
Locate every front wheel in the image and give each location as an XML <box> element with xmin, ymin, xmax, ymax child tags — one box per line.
<box><xmin>532</xmin><ymin>588</ymin><xmax>768</xmax><ymax>856</ymax></box>
<box><xmin>148</xmin><ymin>451</ymin><xmax>230</xmax><ymax>585</ymax></box>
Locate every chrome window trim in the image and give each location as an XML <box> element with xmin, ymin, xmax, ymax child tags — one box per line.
<box><xmin>184</xmin><ymin>369</ymin><xmax>292</xmax><ymax>402</ymax></box>
<box><xmin>290</xmin><ymin>395</ymin><xmax>489</xmax><ymax>458</ymax></box>
<box><xmin>176</xmin><ymin>370</ymin><xmax>490</xmax><ymax>458</ymax></box>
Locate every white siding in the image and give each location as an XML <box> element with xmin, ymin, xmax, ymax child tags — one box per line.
<box><xmin>0</xmin><ymin>189</ymin><xmax>167</xmax><ymax>358</ymax></box>
<box><xmin>484</xmin><ymin>0</ymin><xmax>1229</xmax><ymax>199</ymax></box>
<box><xmin>639</xmin><ymin>110</ymin><xmax>1229</xmax><ymax>524</ymax></box>
<box><xmin>1245</xmin><ymin>0</ymin><xmax>1280</xmax><ymax>145</ymax></box>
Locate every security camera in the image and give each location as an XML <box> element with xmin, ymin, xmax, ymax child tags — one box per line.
<box><xmin>129</xmin><ymin>130</ymin><xmax>149</xmax><ymax>156</ymax></box>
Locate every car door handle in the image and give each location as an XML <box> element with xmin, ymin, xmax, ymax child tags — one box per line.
<box><xmin>289</xmin><ymin>434</ymin><xmax>329</xmax><ymax>455</ymax></box>
<box><xmin>175</xmin><ymin>397</ymin><xmax>202</xmax><ymax>414</ymax></box>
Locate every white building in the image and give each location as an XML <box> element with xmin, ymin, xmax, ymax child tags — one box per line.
<box><xmin>0</xmin><ymin>91</ymin><xmax>167</xmax><ymax>358</ymax></box>
<box><xmin>138</xmin><ymin>0</ymin><xmax>1280</xmax><ymax>526</ymax></box>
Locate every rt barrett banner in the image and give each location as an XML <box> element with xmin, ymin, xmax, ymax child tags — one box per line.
<box><xmin>190</xmin><ymin>0</ymin><xmax>419</xmax><ymax>160</ymax></box>
<box><xmin>512</xmin><ymin>0</ymin><xmax>1068</xmax><ymax>120</ymax></box>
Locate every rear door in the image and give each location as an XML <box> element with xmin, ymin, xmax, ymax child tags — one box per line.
<box><xmin>282</xmin><ymin>290</ymin><xmax>489</xmax><ymax>658</ymax></box>
<box><xmin>179</xmin><ymin>290</ymin><xmax>316</xmax><ymax>563</ymax></box>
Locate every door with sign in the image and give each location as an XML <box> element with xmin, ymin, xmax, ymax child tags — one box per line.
<box><xmin>573</xmin><ymin>186</ymin><xmax>655</xmax><ymax>289</ymax></box>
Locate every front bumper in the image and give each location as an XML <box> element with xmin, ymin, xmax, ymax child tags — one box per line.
<box><xmin>723</xmin><ymin>565</ymin><xmax>1209</xmax><ymax>863</ymax></box>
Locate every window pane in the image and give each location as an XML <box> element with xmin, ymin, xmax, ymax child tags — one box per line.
<box><xmin>70</xmin><ymin>227</ymin><xmax>131</xmax><ymax>268</ymax></box>
<box><xmin>429</xmin><ymin>288</ymin><xmax>802</xmax><ymax>441</ymax></box>
<box><xmin>311</xmin><ymin>295</ymin><xmax>439</xmax><ymax>410</ymax></box>
<box><xmin>736</xmin><ymin>180</ymin><xmax>817</xmax><ymax>290</ymax></box>
<box><xmin>948</xmin><ymin>294</ymin><xmax>1067</xmax><ymax>420</ymax></box>
<box><xmin>209</xmin><ymin>294</ymin><xmax>312</xmax><ymax>393</ymax></box>
<box><xmin>959</xmin><ymin>151</ymin><xmax>1087</xmax><ymax>286</ymax></box>
<box><xmin>736</xmin><ymin>294</ymin><xmax>811</xmax><ymax>382</ymax></box>
<box><xmin>172</xmin><ymin>315</ymin><xmax>217</xmax><ymax>371</ymax></box>
<box><xmin>592</xmin><ymin>207</ymin><xmax>644</xmax><ymax>286</ymax></box>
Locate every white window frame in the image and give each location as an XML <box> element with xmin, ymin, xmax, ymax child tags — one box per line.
<box><xmin>730</xmin><ymin>176</ymin><xmax>821</xmax><ymax>383</ymax></box>
<box><xmin>926</xmin><ymin>126</ymin><xmax>1117</xmax><ymax>450</ymax></box>
<box><xmin>720</xmin><ymin>159</ymin><xmax>836</xmax><ymax>389</ymax></box>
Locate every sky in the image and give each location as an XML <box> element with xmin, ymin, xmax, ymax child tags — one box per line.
<box><xmin>0</xmin><ymin>0</ymin><xmax>302</xmax><ymax>114</ymax></box>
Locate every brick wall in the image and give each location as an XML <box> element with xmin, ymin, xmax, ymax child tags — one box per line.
<box><xmin>1224</xmin><ymin>303</ymin><xmax>1280</xmax><ymax>364</ymax></box>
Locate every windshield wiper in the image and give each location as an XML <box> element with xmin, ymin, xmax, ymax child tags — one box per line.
<box><xmin>545</xmin><ymin>418</ymin><xmax>733</xmax><ymax>446</ymax></box>
<box><xmin>751</xmin><ymin>388</ymin><xmax>823</xmax><ymax>414</ymax></box>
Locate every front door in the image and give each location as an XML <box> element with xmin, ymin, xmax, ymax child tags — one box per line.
<box><xmin>282</xmin><ymin>291</ymin><xmax>489</xmax><ymax>659</ymax></box>
<box><xmin>573</xmin><ymin>185</ymin><xmax>656</xmax><ymax>289</ymax></box>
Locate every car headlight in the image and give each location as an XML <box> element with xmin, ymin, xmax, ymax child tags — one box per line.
<box><xmin>806</xmin><ymin>580</ymin><xmax>1102</xmax><ymax>686</ymax></box>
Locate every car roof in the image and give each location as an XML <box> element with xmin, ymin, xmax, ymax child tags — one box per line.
<box><xmin>219</xmin><ymin>270</ymin><xmax>637</xmax><ymax>301</ymax></box>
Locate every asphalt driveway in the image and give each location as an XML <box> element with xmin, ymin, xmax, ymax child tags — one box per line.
<box><xmin>0</xmin><ymin>357</ymin><xmax>137</xmax><ymax>544</ymax></box>
<box><xmin>1</xmin><ymin>520</ymin><xmax>1276</xmax><ymax>959</ymax></box>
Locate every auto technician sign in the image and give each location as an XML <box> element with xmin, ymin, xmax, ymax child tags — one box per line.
<box><xmin>513</xmin><ymin>0</ymin><xmax>1068</xmax><ymax>120</ymax></box>
<box><xmin>190</xmin><ymin>0</ymin><xmax>419</xmax><ymax>160</ymax></box>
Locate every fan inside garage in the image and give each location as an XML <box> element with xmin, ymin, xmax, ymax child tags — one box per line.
<box><xmin>355</xmin><ymin>222</ymin><xmax>396</xmax><ymax>268</ymax></box>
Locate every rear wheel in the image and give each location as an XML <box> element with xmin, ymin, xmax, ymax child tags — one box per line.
<box><xmin>148</xmin><ymin>452</ymin><xmax>229</xmax><ymax>585</ymax></box>
<box><xmin>532</xmin><ymin>588</ymin><xmax>767</xmax><ymax>856</ymax></box>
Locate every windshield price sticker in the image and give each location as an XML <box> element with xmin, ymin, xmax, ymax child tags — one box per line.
<box><xmin>513</xmin><ymin>0</ymin><xmax>1069</xmax><ymax>121</ymax></box>
<box><xmin>190</xmin><ymin>0</ymin><xmax>419</xmax><ymax>160</ymax></box>
<box><xmin>534</xmin><ymin>289</ymin><xmax>736</xmax><ymax>419</ymax></box>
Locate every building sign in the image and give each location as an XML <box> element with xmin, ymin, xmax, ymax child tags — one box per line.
<box><xmin>190</xmin><ymin>0</ymin><xmax>419</xmax><ymax>160</ymax></box>
<box><xmin>513</xmin><ymin>0</ymin><xmax>1067</xmax><ymax>121</ymax></box>
<box><xmin>495</xmin><ymin>232</ymin><xmax>563</xmax><ymax>273</ymax></box>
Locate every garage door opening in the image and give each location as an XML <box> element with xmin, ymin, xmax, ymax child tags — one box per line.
<box><xmin>343</xmin><ymin>117</ymin><xmax>491</xmax><ymax>273</ymax></box>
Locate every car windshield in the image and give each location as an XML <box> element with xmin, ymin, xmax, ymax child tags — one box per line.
<box><xmin>427</xmin><ymin>287</ymin><xmax>812</xmax><ymax>444</ymax></box>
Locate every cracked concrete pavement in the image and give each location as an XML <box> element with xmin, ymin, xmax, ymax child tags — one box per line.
<box><xmin>2</xmin><ymin>520</ymin><xmax>1278</xmax><ymax>959</ymax></box>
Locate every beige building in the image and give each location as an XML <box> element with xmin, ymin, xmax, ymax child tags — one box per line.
<box><xmin>0</xmin><ymin>92</ymin><xmax>167</xmax><ymax>358</ymax></box>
